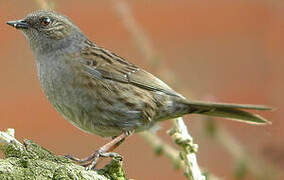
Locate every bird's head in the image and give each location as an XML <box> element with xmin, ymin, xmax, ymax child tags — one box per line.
<box><xmin>7</xmin><ymin>10</ymin><xmax>86</xmax><ymax>54</ymax></box>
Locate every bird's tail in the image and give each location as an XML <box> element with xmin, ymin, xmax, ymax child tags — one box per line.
<box><xmin>183</xmin><ymin>100</ymin><xmax>272</xmax><ymax>124</ymax></box>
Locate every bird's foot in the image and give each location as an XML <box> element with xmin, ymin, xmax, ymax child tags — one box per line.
<box><xmin>85</xmin><ymin>150</ymin><xmax>122</xmax><ymax>170</ymax></box>
<box><xmin>64</xmin><ymin>149</ymin><xmax>122</xmax><ymax>170</ymax></box>
<box><xmin>64</xmin><ymin>131</ymin><xmax>132</xmax><ymax>170</ymax></box>
<box><xmin>64</xmin><ymin>154</ymin><xmax>94</xmax><ymax>164</ymax></box>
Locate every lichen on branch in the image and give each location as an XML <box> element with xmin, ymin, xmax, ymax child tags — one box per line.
<box><xmin>0</xmin><ymin>129</ymin><xmax>128</xmax><ymax>180</ymax></box>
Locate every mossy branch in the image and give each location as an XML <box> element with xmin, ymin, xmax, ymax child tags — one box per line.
<box><xmin>168</xmin><ymin>118</ymin><xmax>206</xmax><ymax>180</ymax></box>
<box><xmin>0</xmin><ymin>129</ymin><xmax>129</xmax><ymax>180</ymax></box>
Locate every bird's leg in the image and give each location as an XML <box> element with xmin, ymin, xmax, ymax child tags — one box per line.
<box><xmin>85</xmin><ymin>131</ymin><xmax>134</xmax><ymax>170</ymax></box>
<box><xmin>65</xmin><ymin>131</ymin><xmax>133</xmax><ymax>170</ymax></box>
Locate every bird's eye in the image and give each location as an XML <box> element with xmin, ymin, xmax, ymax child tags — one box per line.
<box><xmin>41</xmin><ymin>17</ymin><xmax>51</xmax><ymax>26</ymax></box>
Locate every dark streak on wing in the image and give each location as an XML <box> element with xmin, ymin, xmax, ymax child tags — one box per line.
<box><xmin>81</xmin><ymin>40</ymin><xmax>180</xmax><ymax>97</ymax></box>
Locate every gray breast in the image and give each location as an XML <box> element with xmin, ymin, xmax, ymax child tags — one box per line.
<box><xmin>36</xmin><ymin>55</ymin><xmax>137</xmax><ymax>136</ymax></box>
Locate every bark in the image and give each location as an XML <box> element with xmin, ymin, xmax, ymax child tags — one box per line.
<box><xmin>0</xmin><ymin>129</ymin><xmax>128</xmax><ymax>180</ymax></box>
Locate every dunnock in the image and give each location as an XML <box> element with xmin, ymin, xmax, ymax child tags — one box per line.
<box><xmin>7</xmin><ymin>10</ymin><xmax>271</xmax><ymax>169</ymax></box>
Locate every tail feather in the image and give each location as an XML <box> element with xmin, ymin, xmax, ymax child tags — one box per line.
<box><xmin>185</xmin><ymin>100</ymin><xmax>272</xmax><ymax>124</ymax></box>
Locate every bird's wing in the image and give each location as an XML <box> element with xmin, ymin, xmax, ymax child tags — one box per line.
<box><xmin>79</xmin><ymin>40</ymin><xmax>180</xmax><ymax>97</ymax></box>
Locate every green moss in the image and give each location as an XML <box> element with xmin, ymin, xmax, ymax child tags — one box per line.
<box><xmin>1</xmin><ymin>142</ymin><xmax>26</xmax><ymax>159</ymax></box>
<box><xmin>98</xmin><ymin>156</ymin><xmax>126</xmax><ymax>180</ymax></box>
<box><xmin>0</xmin><ymin>139</ymin><xmax>128</xmax><ymax>180</ymax></box>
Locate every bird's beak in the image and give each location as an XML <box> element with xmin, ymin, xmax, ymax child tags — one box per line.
<box><xmin>6</xmin><ymin>19</ymin><xmax>29</xmax><ymax>29</ymax></box>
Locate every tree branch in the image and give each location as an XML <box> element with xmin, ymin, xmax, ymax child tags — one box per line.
<box><xmin>0</xmin><ymin>129</ymin><xmax>128</xmax><ymax>180</ymax></box>
<box><xmin>168</xmin><ymin>118</ymin><xmax>206</xmax><ymax>180</ymax></box>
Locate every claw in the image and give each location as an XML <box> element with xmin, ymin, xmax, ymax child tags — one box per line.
<box><xmin>64</xmin><ymin>132</ymin><xmax>131</xmax><ymax>170</ymax></box>
<box><xmin>86</xmin><ymin>150</ymin><xmax>123</xmax><ymax>170</ymax></box>
<box><xmin>64</xmin><ymin>154</ymin><xmax>96</xmax><ymax>164</ymax></box>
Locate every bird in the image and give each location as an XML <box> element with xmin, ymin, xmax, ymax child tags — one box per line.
<box><xmin>7</xmin><ymin>10</ymin><xmax>271</xmax><ymax>170</ymax></box>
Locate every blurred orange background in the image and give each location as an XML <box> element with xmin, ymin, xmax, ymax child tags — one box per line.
<box><xmin>0</xmin><ymin>0</ymin><xmax>283</xmax><ymax>179</ymax></box>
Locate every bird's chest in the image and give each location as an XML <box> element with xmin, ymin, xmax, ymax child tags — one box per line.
<box><xmin>38</xmin><ymin>58</ymin><xmax>75</xmax><ymax>103</ymax></box>
<box><xmin>37</xmin><ymin>56</ymin><xmax>90</xmax><ymax>113</ymax></box>
<box><xmin>36</xmin><ymin>58</ymin><xmax>101</xmax><ymax>132</ymax></box>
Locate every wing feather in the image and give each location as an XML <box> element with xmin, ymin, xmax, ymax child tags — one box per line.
<box><xmin>80</xmin><ymin>40</ymin><xmax>180</xmax><ymax>97</ymax></box>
